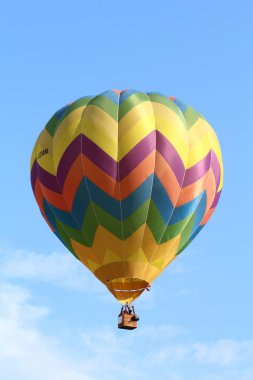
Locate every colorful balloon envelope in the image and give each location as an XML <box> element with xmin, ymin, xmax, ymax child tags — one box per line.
<box><xmin>30</xmin><ymin>90</ymin><xmax>223</xmax><ymax>304</ymax></box>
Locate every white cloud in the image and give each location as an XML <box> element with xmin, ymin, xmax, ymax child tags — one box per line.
<box><xmin>0</xmin><ymin>247</ymin><xmax>252</xmax><ymax>380</ymax></box>
<box><xmin>145</xmin><ymin>338</ymin><xmax>253</xmax><ymax>373</ymax></box>
<box><xmin>193</xmin><ymin>339</ymin><xmax>253</xmax><ymax>366</ymax></box>
<box><xmin>0</xmin><ymin>279</ymin><xmax>253</xmax><ymax>380</ymax></box>
<box><xmin>0</xmin><ymin>247</ymin><xmax>104</xmax><ymax>293</ymax></box>
<box><xmin>0</xmin><ymin>282</ymin><xmax>93</xmax><ymax>380</ymax></box>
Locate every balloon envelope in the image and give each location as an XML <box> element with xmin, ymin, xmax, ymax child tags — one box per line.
<box><xmin>31</xmin><ymin>90</ymin><xmax>223</xmax><ymax>304</ymax></box>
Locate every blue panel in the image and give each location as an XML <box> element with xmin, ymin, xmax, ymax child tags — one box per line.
<box><xmin>190</xmin><ymin>224</ymin><xmax>204</xmax><ymax>241</ymax></box>
<box><xmin>44</xmin><ymin>200</ymin><xmax>77</xmax><ymax>228</ymax></box>
<box><xmin>71</xmin><ymin>178</ymin><xmax>91</xmax><ymax>226</ymax></box>
<box><xmin>100</xmin><ymin>90</ymin><xmax>119</xmax><ymax>105</ymax></box>
<box><xmin>151</xmin><ymin>175</ymin><xmax>174</xmax><ymax>223</ymax></box>
<box><xmin>55</xmin><ymin>104</ymin><xmax>69</xmax><ymax>120</ymax></box>
<box><xmin>169</xmin><ymin>191</ymin><xmax>204</xmax><ymax>225</ymax></box>
<box><xmin>173</xmin><ymin>99</ymin><xmax>188</xmax><ymax>112</ymax></box>
<box><xmin>86</xmin><ymin>178</ymin><xmax>121</xmax><ymax>219</ymax></box>
<box><xmin>192</xmin><ymin>191</ymin><xmax>207</xmax><ymax>232</ymax></box>
<box><xmin>43</xmin><ymin>200</ymin><xmax>58</xmax><ymax>231</ymax></box>
<box><xmin>122</xmin><ymin>174</ymin><xmax>154</xmax><ymax>219</ymax></box>
<box><xmin>86</xmin><ymin>175</ymin><xmax>155</xmax><ymax>220</ymax></box>
<box><xmin>119</xmin><ymin>89</ymin><xmax>138</xmax><ymax>104</ymax></box>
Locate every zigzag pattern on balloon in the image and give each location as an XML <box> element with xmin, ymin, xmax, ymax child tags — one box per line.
<box><xmin>31</xmin><ymin>90</ymin><xmax>223</xmax><ymax>303</ymax></box>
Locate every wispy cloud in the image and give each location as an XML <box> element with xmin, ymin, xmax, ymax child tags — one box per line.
<box><xmin>0</xmin><ymin>282</ymin><xmax>93</xmax><ymax>380</ymax></box>
<box><xmin>0</xmin><ymin>279</ymin><xmax>252</xmax><ymax>380</ymax></box>
<box><xmin>0</xmin><ymin>247</ymin><xmax>252</xmax><ymax>380</ymax></box>
<box><xmin>193</xmin><ymin>340</ymin><xmax>253</xmax><ymax>366</ymax></box>
<box><xmin>0</xmin><ymin>247</ymin><xmax>104</xmax><ymax>293</ymax></box>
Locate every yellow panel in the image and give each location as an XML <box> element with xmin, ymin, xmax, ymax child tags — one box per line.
<box><xmin>119</xmin><ymin>101</ymin><xmax>153</xmax><ymax>136</ymax></box>
<box><xmin>87</xmin><ymin>259</ymin><xmax>101</xmax><ymax>273</ymax></box>
<box><xmin>34</xmin><ymin>130</ymin><xmax>55</xmax><ymax>175</ymax></box>
<box><xmin>71</xmin><ymin>239</ymin><xmax>101</xmax><ymax>264</ymax></box>
<box><xmin>152</xmin><ymin>102</ymin><xmax>188</xmax><ymax>165</ymax></box>
<box><xmin>127</xmin><ymin>248</ymin><xmax>148</xmax><ymax>263</ymax></box>
<box><xmin>91</xmin><ymin>226</ymin><xmax>123</xmax><ymax>262</ymax></box>
<box><xmin>141</xmin><ymin>225</ymin><xmax>160</xmax><ymax>261</ymax></box>
<box><xmin>81</xmin><ymin>105</ymin><xmax>118</xmax><ymax>160</ymax></box>
<box><xmin>118</xmin><ymin>114</ymin><xmax>155</xmax><ymax>160</ymax></box>
<box><xmin>141</xmin><ymin>264</ymin><xmax>162</xmax><ymax>284</ymax></box>
<box><xmin>54</xmin><ymin>107</ymin><xmax>85</xmax><ymax>140</ymax></box>
<box><xmin>52</xmin><ymin>120</ymin><xmax>81</xmax><ymax>169</ymax></box>
<box><xmin>155</xmin><ymin>115</ymin><xmax>189</xmax><ymax>166</ymax></box>
<box><xmin>103</xmin><ymin>249</ymin><xmax>122</xmax><ymax>265</ymax></box>
<box><xmin>152</xmin><ymin>102</ymin><xmax>187</xmax><ymax>133</ymax></box>
<box><xmin>187</xmin><ymin>133</ymin><xmax>211</xmax><ymax>167</ymax></box>
<box><xmin>188</xmin><ymin>118</ymin><xmax>210</xmax><ymax>146</ymax></box>
<box><xmin>150</xmin><ymin>256</ymin><xmax>165</xmax><ymax>270</ymax></box>
<box><xmin>150</xmin><ymin>235</ymin><xmax>181</xmax><ymax>263</ymax></box>
<box><xmin>124</xmin><ymin>225</ymin><xmax>146</xmax><ymax>258</ymax></box>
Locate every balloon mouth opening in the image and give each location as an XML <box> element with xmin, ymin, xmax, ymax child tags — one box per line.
<box><xmin>106</xmin><ymin>278</ymin><xmax>150</xmax><ymax>304</ymax></box>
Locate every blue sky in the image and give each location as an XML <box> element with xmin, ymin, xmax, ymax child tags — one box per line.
<box><xmin>1</xmin><ymin>1</ymin><xmax>253</xmax><ymax>379</ymax></box>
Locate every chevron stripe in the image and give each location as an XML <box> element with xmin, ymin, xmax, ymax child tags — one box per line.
<box><xmin>156</xmin><ymin>130</ymin><xmax>185</xmax><ymax>184</ymax></box>
<box><xmin>32</xmin><ymin>130</ymin><xmax>186</xmax><ymax>196</ymax></box>
<box><xmin>183</xmin><ymin>150</ymin><xmax>211</xmax><ymax>186</ymax></box>
<box><xmin>82</xmin><ymin>105</ymin><xmax>118</xmax><ymax>160</ymax></box>
<box><xmin>31</xmin><ymin>89</ymin><xmax>223</xmax><ymax>304</ymax></box>
<box><xmin>40</xmin><ymin>168</ymin><xmax>205</xmax><ymax>236</ymax></box>
<box><xmin>175</xmin><ymin>148</ymin><xmax>222</xmax><ymax>256</ymax></box>
<box><xmin>211</xmin><ymin>190</ymin><xmax>221</xmax><ymax>208</ymax></box>
<box><xmin>177</xmin><ymin>171</ymin><xmax>209</xmax><ymax>207</ymax></box>
<box><xmin>87</xmin><ymin>93</ymin><xmax>119</xmax><ymax>121</ymax></box>
<box><xmin>154</xmin><ymin>151</ymin><xmax>181</xmax><ymax>206</ymax></box>
<box><xmin>118</xmin><ymin>91</ymin><xmax>149</xmax><ymax>120</ymax></box>
<box><xmin>31</xmin><ymin>161</ymin><xmax>59</xmax><ymax>193</ymax></box>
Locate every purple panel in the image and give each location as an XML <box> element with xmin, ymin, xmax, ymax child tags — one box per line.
<box><xmin>81</xmin><ymin>135</ymin><xmax>118</xmax><ymax>179</ymax></box>
<box><xmin>211</xmin><ymin>190</ymin><xmax>222</xmax><ymax>208</ymax></box>
<box><xmin>210</xmin><ymin>151</ymin><xmax>221</xmax><ymax>191</ymax></box>
<box><xmin>183</xmin><ymin>151</ymin><xmax>211</xmax><ymax>187</ymax></box>
<box><xmin>57</xmin><ymin>135</ymin><xmax>81</xmax><ymax>188</ymax></box>
<box><xmin>156</xmin><ymin>130</ymin><xmax>185</xmax><ymax>184</ymax></box>
<box><xmin>37</xmin><ymin>163</ymin><xmax>60</xmax><ymax>192</ymax></box>
<box><xmin>118</xmin><ymin>131</ymin><xmax>156</xmax><ymax>180</ymax></box>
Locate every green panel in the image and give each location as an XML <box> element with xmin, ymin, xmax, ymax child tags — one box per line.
<box><xmin>146</xmin><ymin>201</ymin><xmax>167</xmax><ymax>243</ymax></box>
<box><xmin>176</xmin><ymin>239</ymin><xmax>191</xmax><ymax>256</ymax></box>
<box><xmin>45</xmin><ymin>97</ymin><xmax>92</xmax><ymax>136</ymax></box>
<box><xmin>177</xmin><ymin>213</ymin><xmax>195</xmax><ymax>251</ymax></box>
<box><xmin>183</xmin><ymin>107</ymin><xmax>202</xmax><ymax>129</ymax></box>
<box><xmin>45</xmin><ymin>114</ymin><xmax>59</xmax><ymax>136</ymax></box>
<box><xmin>88</xmin><ymin>95</ymin><xmax>118</xmax><ymax>121</ymax></box>
<box><xmin>81</xmin><ymin>203</ymin><xmax>99</xmax><ymax>245</ymax></box>
<box><xmin>93</xmin><ymin>204</ymin><xmax>123</xmax><ymax>239</ymax></box>
<box><xmin>93</xmin><ymin>201</ymin><xmax>151</xmax><ymax>240</ymax></box>
<box><xmin>119</xmin><ymin>92</ymin><xmax>149</xmax><ymax>120</ymax></box>
<box><xmin>123</xmin><ymin>200</ymin><xmax>150</xmax><ymax>238</ymax></box>
<box><xmin>58</xmin><ymin>97</ymin><xmax>92</xmax><ymax>123</ymax></box>
<box><xmin>160</xmin><ymin>214</ymin><xmax>193</xmax><ymax>243</ymax></box>
<box><xmin>55</xmin><ymin>222</ymin><xmax>80</xmax><ymax>259</ymax></box>
<box><xmin>148</xmin><ymin>93</ymin><xmax>186</xmax><ymax>127</ymax></box>
<box><xmin>56</xmin><ymin>219</ymin><xmax>92</xmax><ymax>247</ymax></box>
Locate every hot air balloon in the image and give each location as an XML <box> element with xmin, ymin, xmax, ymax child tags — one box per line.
<box><xmin>30</xmin><ymin>90</ymin><xmax>223</xmax><ymax>329</ymax></box>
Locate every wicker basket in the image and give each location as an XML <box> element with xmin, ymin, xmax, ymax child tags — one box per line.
<box><xmin>118</xmin><ymin>313</ymin><xmax>138</xmax><ymax>330</ymax></box>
